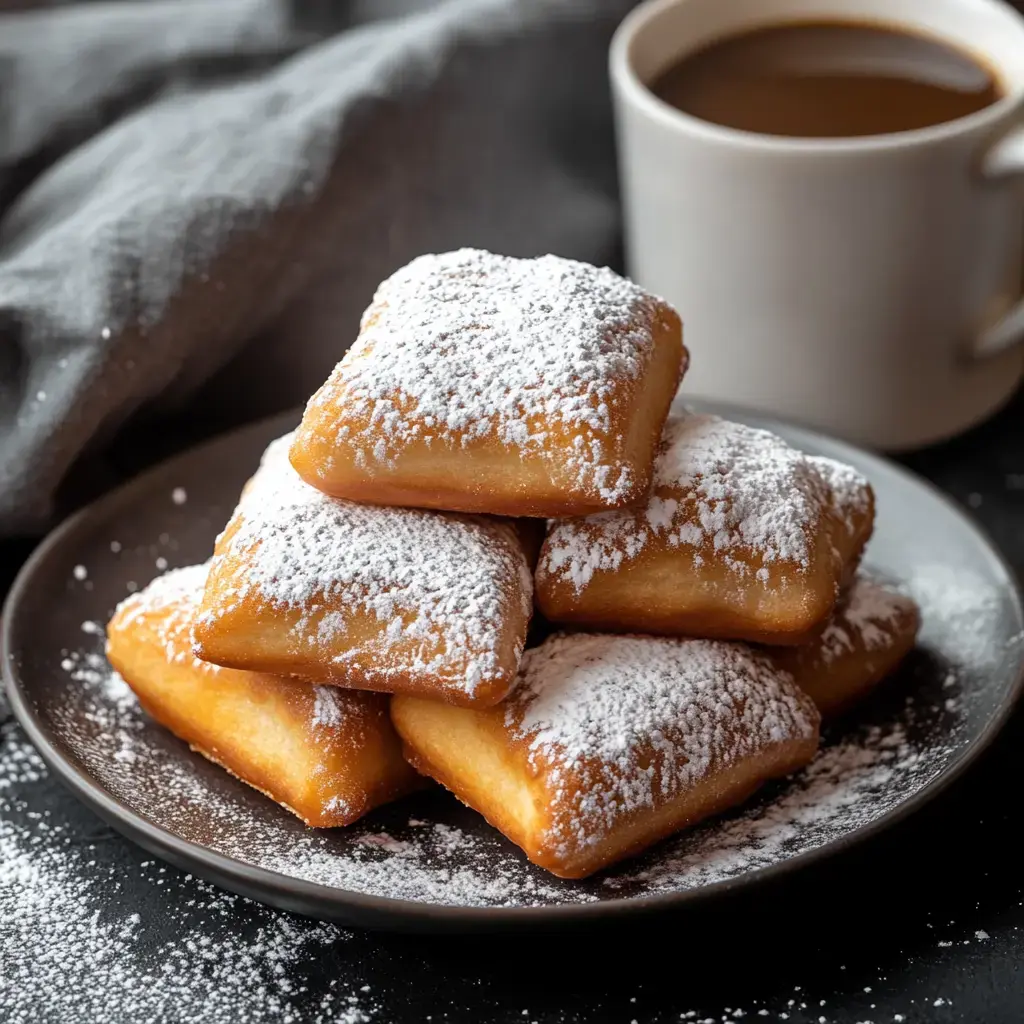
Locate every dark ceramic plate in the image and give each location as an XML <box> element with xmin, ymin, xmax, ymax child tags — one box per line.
<box><xmin>4</xmin><ymin>400</ymin><xmax>1023</xmax><ymax>932</ymax></box>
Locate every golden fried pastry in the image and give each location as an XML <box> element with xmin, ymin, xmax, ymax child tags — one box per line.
<box><xmin>289</xmin><ymin>249</ymin><xmax>686</xmax><ymax>517</ymax></box>
<box><xmin>535</xmin><ymin>413</ymin><xmax>874</xmax><ymax>645</ymax></box>
<box><xmin>391</xmin><ymin>632</ymin><xmax>820</xmax><ymax>879</ymax></box>
<box><xmin>107</xmin><ymin>564</ymin><xmax>423</xmax><ymax>827</ymax></box>
<box><xmin>771</xmin><ymin>576</ymin><xmax>920</xmax><ymax>719</ymax></box>
<box><xmin>192</xmin><ymin>434</ymin><xmax>534</xmax><ymax>708</ymax></box>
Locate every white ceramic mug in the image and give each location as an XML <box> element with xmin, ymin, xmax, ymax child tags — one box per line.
<box><xmin>611</xmin><ymin>0</ymin><xmax>1024</xmax><ymax>450</ymax></box>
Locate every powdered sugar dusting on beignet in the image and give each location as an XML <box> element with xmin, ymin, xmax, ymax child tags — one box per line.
<box><xmin>819</xmin><ymin>577</ymin><xmax>918</xmax><ymax>665</ymax></box>
<box><xmin>111</xmin><ymin>563</ymin><xmax>220</xmax><ymax>674</ymax></box>
<box><xmin>506</xmin><ymin>632</ymin><xmax>819</xmax><ymax>857</ymax></box>
<box><xmin>197</xmin><ymin>435</ymin><xmax>534</xmax><ymax>698</ymax></box>
<box><xmin>541</xmin><ymin>414</ymin><xmax>868</xmax><ymax>592</ymax></box>
<box><xmin>300</xmin><ymin>249</ymin><xmax>675</xmax><ymax>504</ymax></box>
<box><xmin>809</xmin><ymin>456</ymin><xmax>873</xmax><ymax>536</ymax></box>
<box><xmin>113</xmin><ymin>563</ymin><xmax>209</xmax><ymax>623</ymax></box>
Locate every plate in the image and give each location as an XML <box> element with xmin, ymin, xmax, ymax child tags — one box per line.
<box><xmin>4</xmin><ymin>400</ymin><xmax>1023</xmax><ymax>932</ymax></box>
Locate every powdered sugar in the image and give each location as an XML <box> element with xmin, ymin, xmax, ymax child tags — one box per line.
<box><xmin>653</xmin><ymin>415</ymin><xmax>837</xmax><ymax>562</ymax></box>
<box><xmin>199</xmin><ymin>434</ymin><xmax>533</xmax><ymax>697</ymax></box>
<box><xmin>602</xmin><ymin>720</ymin><xmax>934</xmax><ymax>895</ymax></box>
<box><xmin>254</xmin><ymin>821</ymin><xmax>578</xmax><ymax>907</ymax></box>
<box><xmin>510</xmin><ymin>635</ymin><xmax>809</xmax><ymax>770</ymax></box>
<box><xmin>111</xmin><ymin>562</ymin><xmax>221</xmax><ymax>673</ymax></box>
<box><xmin>903</xmin><ymin>563</ymin><xmax>1008</xmax><ymax>672</ymax></box>
<box><xmin>818</xmin><ymin>578</ymin><xmax>916</xmax><ymax>664</ymax></box>
<box><xmin>508</xmin><ymin>632</ymin><xmax>818</xmax><ymax>856</ymax></box>
<box><xmin>113</xmin><ymin>561</ymin><xmax>207</xmax><ymax>626</ymax></box>
<box><xmin>809</xmin><ymin>455</ymin><xmax>873</xmax><ymax>530</ymax></box>
<box><xmin>541</xmin><ymin>413</ymin><xmax>865</xmax><ymax>591</ymax></box>
<box><xmin>0</xmin><ymin>723</ymin><xmax>384</xmax><ymax>1024</ymax></box>
<box><xmin>313</xmin><ymin>686</ymin><xmax>345</xmax><ymax>728</ymax></box>
<box><xmin>302</xmin><ymin>249</ymin><xmax>673</xmax><ymax>504</ymax></box>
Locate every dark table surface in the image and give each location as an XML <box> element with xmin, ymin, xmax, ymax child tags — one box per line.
<box><xmin>3</xmin><ymin>392</ymin><xmax>1024</xmax><ymax>1024</ymax></box>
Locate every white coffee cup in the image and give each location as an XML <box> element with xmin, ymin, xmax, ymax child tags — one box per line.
<box><xmin>610</xmin><ymin>0</ymin><xmax>1024</xmax><ymax>450</ymax></box>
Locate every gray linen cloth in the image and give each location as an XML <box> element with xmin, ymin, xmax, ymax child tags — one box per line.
<box><xmin>0</xmin><ymin>0</ymin><xmax>634</xmax><ymax>538</ymax></box>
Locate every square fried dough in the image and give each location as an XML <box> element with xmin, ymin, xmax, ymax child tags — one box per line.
<box><xmin>289</xmin><ymin>249</ymin><xmax>686</xmax><ymax>517</ymax></box>
<box><xmin>536</xmin><ymin>414</ymin><xmax>875</xmax><ymax>645</ymax></box>
<box><xmin>770</xmin><ymin>576</ymin><xmax>920</xmax><ymax>719</ymax></box>
<box><xmin>107</xmin><ymin>564</ymin><xmax>423</xmax><ymax>827</ymax></box>
<box><xmin>191</xmin><ymin>434</ymin><xmax>534</xmax><ymax>708</ymax></box>
<box><xmin>391</xmin><ymin>632</ymin><xmax>820</xmax><ymax>879</ymax></box>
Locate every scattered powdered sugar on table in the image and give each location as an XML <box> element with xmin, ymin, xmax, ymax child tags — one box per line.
<box><xmin>301</xmin><ymin>248</ymin><xmax>677</xmax><ymax>504</ymax></box>
<box><xmin>540</xmin><ymin>413</ymin><xmax>869</xmax><ymax>591</ymax></box>
<box><xmin>196</xmin><ymin>433</ymin><xmax>532</xmax><ymax>698</ymax></box>
<box><xmin>0</xmin><ymin>722</ymin><xmax>381</xmax><ymax>1024</ymax></box>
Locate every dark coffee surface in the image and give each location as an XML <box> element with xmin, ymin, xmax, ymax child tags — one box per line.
<box><xmin>651</xmin><ymin>21</ymin><xmax>1001</xmax><ymax>137</ymax></box>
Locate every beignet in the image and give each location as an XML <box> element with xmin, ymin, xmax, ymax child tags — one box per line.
<box><xmin>192</xmin><ymin>435</ymin><xmax>533</xmax><ymax>708</ymax></box>
<box><xmin>289</xmin><ymin>249</ymin><xmax>686</xmax><ymax>517</ymax></box>
<box><xmin>106</xmin><ymin>564</ymin><xmax>422</xmax><ymax>827</ymax></box>
<box><xmin>391</xmin><ymin>632</ymin><xmax>820</xmax><ymax>879</ymax></box>
<box><xmin>771</xmin><ymin>576</ymin><xmax>919</xmax><ymax>719</ymax></box>
<box><xmin>535</xmin><ymin>414</ymin><xmax>874</xmax><ymax>645</ymax></box>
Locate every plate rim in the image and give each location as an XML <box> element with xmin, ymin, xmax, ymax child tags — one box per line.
<box><xmin>5</xmin><ymin>401</ymin><xmax>1023</xmax><ymax>932</ymax></box>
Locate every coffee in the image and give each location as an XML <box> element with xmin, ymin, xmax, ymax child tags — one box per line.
<box><xmin>650</xmin><ymin>21</ymin><xmax>1001</xmax><ymax>138</ymax></box>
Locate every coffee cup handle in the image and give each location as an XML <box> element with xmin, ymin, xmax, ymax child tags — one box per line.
<box><xmin>973</xmin><ymin>126</ymin><xmax>1024</xmax><ymax>358</ymax></box>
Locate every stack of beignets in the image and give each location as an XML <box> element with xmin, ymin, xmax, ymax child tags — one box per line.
<box><xmin>105</xmin><ymin>248</ymin><xmax>919</xmax><ymax>879</ymax></box>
